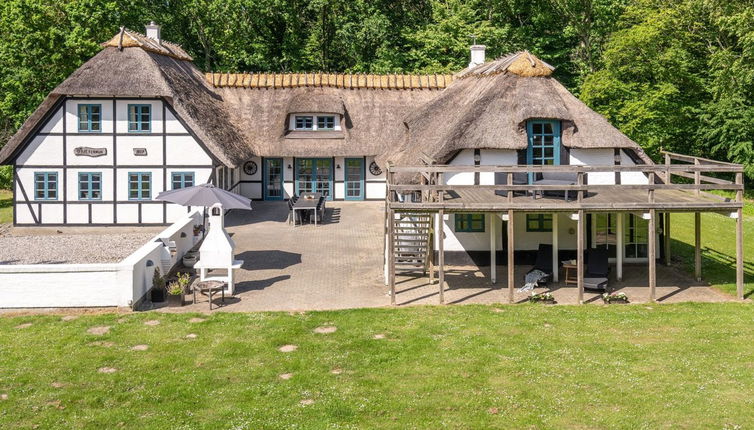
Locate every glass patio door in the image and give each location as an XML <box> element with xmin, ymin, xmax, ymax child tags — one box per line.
<box><xmin>295</xmin><ymin>158</ymin><xmax>333</xmax><ymax>199</ymax></box>
<box><xmin>344</xmin><ymin>158</ymin><xmax>364</xmax><ymax>200</ymax></box>
<box><xmin>264</xmin><ymin>158</ymin><xmax>284</xmax><ymax>200</ymax></box>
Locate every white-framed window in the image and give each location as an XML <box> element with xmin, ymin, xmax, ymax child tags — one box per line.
<box><xmin>290</xmin><ymin>114</ymin><xmax>341</xmax><ymax>131</ymax></box>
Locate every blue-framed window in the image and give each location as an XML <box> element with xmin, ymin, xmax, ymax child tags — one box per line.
<box><xmin>34</xmin><ymin>172</ymin><xmax>58</xmax><ymax>200</ymax></box>
<box><xmin>77</xmin><ymin>104</ymin><xmax>102</xmax><ymax>132</ymax></box>
<box><xmin>78</xmin><ymin>172</ymin><xmax>102</xmax><ymax>200</ymax></box>
<box><xmin>128</xmin><ymin>104</ymin><xmax>151</xmax><ymax>132</ymax></box>
<box><xmin>455</xmin><ymin>214</ymin><xmax>485</xmax><ymax>232</ymax></box>
<box><xmin>526</xmin><ymin>214</ymin><xmax>553</xmax><ymax>232</ymax></box>
<box><xmin>527</xmin><ymin>120</ymin><xmax>561</xmax><ymax>182</ymax></box>
<box><xmin>344</xmin><ymin>158</ymin><xmax>364</xmax><ymax>200</ymax></box>
<box><xmin>128</xmin><ymin>172</ymin><xmax>151</xmax><ymax>200</ymax></box>
<box><xmin>171</xmin><ymin>172</ymin><xmax>194</xmax><ymax>189</ymax></box>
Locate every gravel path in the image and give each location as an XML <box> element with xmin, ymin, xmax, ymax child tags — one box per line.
<box><xmin>0</xmin><ymin>233</ymin><xmax>155</xmax><ymax>265</ymax></box>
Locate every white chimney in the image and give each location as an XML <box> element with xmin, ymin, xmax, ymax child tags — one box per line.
<box><xmin>145</xmin><ymin>21</ymin><xmax>161</xmax><ymax>45</ymax></box>
<box><xmin>469</xmin><ymin>45</ymin><xmax>486</xmax><ymax>68</ymax></box>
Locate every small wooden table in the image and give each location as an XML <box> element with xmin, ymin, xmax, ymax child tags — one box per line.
<box><xmin>562</xmin><ymin>260</ymin><xmax>578</xmax><ymax>285</ymax></box>
<box><xmin>193</xmin><ymin>280</ymin><xmax>226</xmax><ymax>310</ymax></box>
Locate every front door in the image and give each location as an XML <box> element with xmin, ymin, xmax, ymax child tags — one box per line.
<box><xmin>295</xmin><ymin>158</ymin><xmax>333</xmax><ymax>199</ymax></box>
<box><xmin>263</xmin><ymin>158</ymin><xmax>284</xmax><ymax>200</ymax></box>
<box><xmin>526</xmin><ymin>120</ymin><xmax>561</xmax><ymax>183</ymax></box>
<box><xmin>344</xmin><ymin>158</ymin><xmax>364</xmax><ymax>200</ymax></box>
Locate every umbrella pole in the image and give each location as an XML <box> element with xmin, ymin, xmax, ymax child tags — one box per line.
<box><xmin>202</xmin><ymin>206</ymin><xmax>207</xmax><ymax>240</ymax></box>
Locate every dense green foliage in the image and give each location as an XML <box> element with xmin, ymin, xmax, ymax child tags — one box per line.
<box><xmin>0</xmin><ymin>0</ymin><xmax>752</xmax><ymax>179</ymax></box>
<box><xmin>2</xmin><ymin>303</ymin><xmax>754</xmax><ymax>428</ymax></box>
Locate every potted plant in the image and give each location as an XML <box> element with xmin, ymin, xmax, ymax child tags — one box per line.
<box><xmin>150</xmin><ymin>268</ymin><xmax>167</xmax><ymax>303</ymax></box>
<box><xmin>602</xmin><ymin>292</ymin><xmax>629</xmax><ymax>304</ymax></box>
<box><xmin>529</xmin><ymin>292</ymin><xmax>556</xmax><ymax>304</ymax></box>
<box><xmin>167</xmin><ymin>272</ymin><xmax>191</xmax><ymax>307</ymax></box>
<box><xmin>193</xmin><ymin>224</ymin><xmax>203</xmax><ymax>236</ymax></box>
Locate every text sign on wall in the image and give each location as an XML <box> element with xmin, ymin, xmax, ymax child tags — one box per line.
<box><xmin>133</xmin><ymin>148</ymin><xmax>148</xmax><ymax>156</ymax></box>
<box><xmin>73</xmin><ymin>147</ymin><xmax>107</xmax><ymax>157</ymax></box>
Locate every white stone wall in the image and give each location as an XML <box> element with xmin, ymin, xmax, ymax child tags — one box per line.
<box><xmin>13</xmin><ymin>98</ymin><xmax>216</xmax><ymax>225</ymax></box>
<box><xmin>0</xmin><ymin>211</ymin><xmax>201</xmax><ymax>308</ymax></box>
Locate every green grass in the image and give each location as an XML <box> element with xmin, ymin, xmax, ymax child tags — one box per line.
<box><xmin>0</xmin><ymin>189</ymin><xmax>11</xmax><ymax>224</ymax></box>
<box><xmin>1</xmin><ymin>304</ymin><xmax>754</xmax><ymax>429</ymax></box>
<box><xmin>669</xmin><ymin>196</ymin><xmax>754</xmax><ymax>298</ymax></box>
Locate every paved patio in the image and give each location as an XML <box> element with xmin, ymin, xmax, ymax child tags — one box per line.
<box><xmin>165</xmin><ymin>201</ymin><xmax>735</xmax><ymax>312</ymax></box>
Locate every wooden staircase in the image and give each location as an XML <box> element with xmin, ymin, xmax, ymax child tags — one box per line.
<box><xmin>391</xmin><ymin>212</ymin><xmax>432</xmax><ymax>274</ymax></box>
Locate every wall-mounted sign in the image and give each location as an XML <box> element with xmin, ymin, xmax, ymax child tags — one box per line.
<box><xmin>133</xmin><ymin>148</ymin><xmax>148</xmax><ymax>156</ymax></box>
<box><xmin>73</xmin><ymin>147</ymin><xmax>107</xmax><ymax>157</ymax></box>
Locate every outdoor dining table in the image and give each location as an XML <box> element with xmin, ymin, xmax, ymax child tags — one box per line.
<box><xmin>292</xmin><ymin>192</ymin><xmax>324</xmax><ymax>226</ymax></box>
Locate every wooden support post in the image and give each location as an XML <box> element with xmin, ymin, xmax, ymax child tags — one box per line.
<box><xmin>577</xmin><ymin>210</ymin><xmax>585</xmax><ymax>304</ymax></box>
<box><xmin>428</xmin><ymin>213</ymin><xmax>435</xmax><ymax>285</ymax></box>
<box><xmin>616</xmin><ymin>212</ymin><xmax>624</xmax><ymax>281</ymax></box>
<box><xmin>490</xmin><ymin>214</ymin><xmax>497</xmax><ymax>284</ymax></box>
<box><xmin>507</xmin><ymin>209</ymin><xmax>515</xmax><ymax>303</ymax></box>
<box><xmin>736</xmin><ymin>207</ymin><xmax>744</xmax><ymax>300</ymax></box>
<box><xmin>507</xmin><ymin>172</ymin><xmax>513</xmax><ymax>203</ymax></box>
<box><xmin>664</xmin><ymin>212</ymin><xmax>671</xmax><ymax>266</ymax></box>
<box><xmin>648</xmin><ymin>209</ymin><xmax>657</xmax><ymax>302</ymax></box>
<box><xmin>736</xmin><ymin>172</ymin><xmax>744</xmax><ymax>300</ymax></box>
<box><xmin>552</xmin><ymin>213</ymin><xmax>559</xmax><ymax>282</ymax></box>
<box><xmin>694</xmin><ymin>212</ymin><xmax>701</xmax><ymax>282</ymax></box>
<box><xmin>388</xmin><ymin>209</ymin><xmax>396</xmax><ymax>305</ymax></box>
<box><xmin>438</xmin><ymin>209</ymin><xmax>445</xmax><ymax>305</ymax></box>
<box><xmin>648</xmin><ymin>172</ymin><xmax>656</xmax><ymax>203</ymax></box>
<box><xmin>694</xmin><ymin>158</ymin><xmax>701</xmax><ymax>197</ymax></box>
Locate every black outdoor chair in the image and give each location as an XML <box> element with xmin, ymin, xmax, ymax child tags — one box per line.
<box><xmin>525</xmin><ymin>243</ymin><xmax>554</xmax><ymax>285</ymax></box>
<box><xmin>584</xmin><ymin>248</ymin><xmax>609</xmax><ymax>291</ymax></box>
<box><xmin>287</xmin><ymin>199</ymin><xmax>299</xmax><ymax>225</ymax></box>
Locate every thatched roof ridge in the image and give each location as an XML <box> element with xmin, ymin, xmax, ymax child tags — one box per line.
<box><xmin>217</xmin><ymin>86</ymin><xmax>439</xmax><ymax>158</ymax></box>
<box><xmin>206</xmin><ymin>72</ymin><xmax>455</xmax><ymax>89</ymax></box>
<box><xmin>381</xmin><ymin>52</ymin><xmax>651</xmax><ymax>166</ymax></box>
<box><xmin>1</xmin><ymin>45</ymin><xmax>249</xmax><ymax>166</ymax></box>
<box><xmin>102</xmin><ymin>27</ymin><xmax>192</xmax><ymax>61</ymax></box>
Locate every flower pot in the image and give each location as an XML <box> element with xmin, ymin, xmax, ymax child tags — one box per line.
<box><xmin>167</xmin><ymin>294</ymin><xmax>183</xmax><ymax>307</ymax></box>
<box><xmin>182</xmin><ymin>254</ymin><xmax>198</xmax><ymax>268</ymax></box>
<box><xmin>532</xmin><ymin>299</ymin><xmax>557</xmax><ymax>305</ymax></box>
<box><xmin>150</xmin><ymin>288</ymin><xmax>166</xmax><ymax>303</ymax></box>
<box><xmin>603</xmin><ymin>299</ymin><xmax>629</xmax><ymax>304</ymax></box>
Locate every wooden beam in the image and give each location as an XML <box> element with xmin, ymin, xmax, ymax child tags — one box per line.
<box><xmin>648</xmin><ymin>209</ymin><xmax>657</xmax><ymax>302</ymax></box>
<box><xmin>664</xmin><ymin>212</ymin><xmax>671</xmax><ymax>266</ymax></box>
<box><xmin>552</xmin><ymin>213</ymin><xmax>559</xmax><ymax>282</ymax></box>
<box><xmin>490</xmin><ymin>214</ymin><xmax>497</xmax><ymax>284</ymax></box>
<box><xmin>577</xmin><ymin>209</ymin><xmax>585</xmax><ymax>304</ymax></box>
<box><xmin>388</xmin><ymin>164</ymin><xmax>743</xmax><ymax>174</ymax></box>
<box><xmin>616</xmin><ymin>213</ymin><xmax>624</xmax><ymax>281</ymax></box>
<box><xmin>388</xmin><ymin>209</ymin><xmax>396</xmax><ymax>305</ymax></box>
<box><xmin>438</xmin><ymin>209</ymin><xmax>445</xmax><ymax>305</ymax></box>
<box><xmin>695</xmin><ymin>212</ymin><xmax>702</xmax><ymax>282</ymax></box>
<box><xmin>507</xmin><ymin>209</ymin><xmax>515</xmax><ymax>304</ymax></box>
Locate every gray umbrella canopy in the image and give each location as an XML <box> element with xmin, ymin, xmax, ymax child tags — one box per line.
<box><xmin>155</xmin><ymin>183</ymin><xmax>252</xmax><ymax>210</ymax></box>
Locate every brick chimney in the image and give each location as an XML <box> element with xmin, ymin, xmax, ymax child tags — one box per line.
<box><xmin>145</xmin><ymin>21</ymin><xmax>161</xmax><ymax>45</ymax></box>
<box><xmin>469</xmin><ymin>45</ymin><xmax>486</xmax><ymax>68</ymax></box>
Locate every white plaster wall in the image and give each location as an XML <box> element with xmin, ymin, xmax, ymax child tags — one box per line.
<box><xmin>165</xmin><ymin>109</ymin><xmax>188</xmax><ymax>133</ymax></box>
<box><xmin>40</xmin><ymin>107</ymin><xmax>63</xmax><ymax>133</ymax></box>
<box><xmin>117</xmin><ymin>135</ymin><xmax>163</xmax><ymax>165</ymax></box>
<box><xmin>92</xmin><ymin>205</ymin><xmax>115</xmax><ymax>224</ymax></box>
<box><xmin>0</xmin><ymin>211</ymin><xmax>201</xmax><ymax>308</ymax></box>
<box><xmin>165</xmin><ymin>135</ymin><xmax>213</xmax><ymax>165</ymax></box>
<box><xmin>67</xmin><ymin>204</ymin><xmax>89</xmax><ymax>224</ymax></box>
<box><xmin>16</xmin><ymin>135</ymin><xmax>63</xmax><ymax>165</ymax></box>
<box><xmin>620</xmin><ymin>150</ymin><xmax>649</xmax><ymax>184</ymax></box>
<box><xmin>365</xmin><ymin>156</ymin><xmax>385</xmax><ymax>200</ymax></box>
<box><xmin>569</xmin><ymin>148</ymin><xmax>615</xmax><ymax>184</ymax></box>
<box><xmin>116</xmin><ymin>203</ymin><xmax>139</xmax><ymax>224</ymax></box>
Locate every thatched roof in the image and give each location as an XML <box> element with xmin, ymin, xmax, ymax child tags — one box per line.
<box><xmin>382</xmin><ymin>52</ymin><xmax>651</xmax><ymax>166</ymax></box>
<box><xmin>207</xmin><ymin>72</ymin><xmax>454</xmax><ymax>89</ymax></box>
<box><xmin>102</xmin><ymin>27</ymin><xmax>192</xmax><ymax>61</ymax></box>
<box><xmin>215</xmin><ymin>86</ymin><xmax>440</xmax><ymax>158</ymax></box>
<box><xmin>1</xmin><ymin>30</ymin><xmax>249</xmax><ymax>166</ymax></box>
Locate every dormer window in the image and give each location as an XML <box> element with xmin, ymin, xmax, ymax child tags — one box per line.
<box><xmin>290</xmin><ymin>114</ymin><xmax>341</xmax><ymax>131</ymax></box>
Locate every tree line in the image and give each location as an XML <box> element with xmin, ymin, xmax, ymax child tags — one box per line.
<box><xmin>1</xmin><ymin>0</ymin><xmax>752</xmax><ymax>183</ymax></box>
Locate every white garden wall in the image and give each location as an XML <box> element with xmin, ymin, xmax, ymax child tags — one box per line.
<box><xmin>0</xmin><ymin>210</ymin><xmax>202</xmax><ymax>308</ymax></box>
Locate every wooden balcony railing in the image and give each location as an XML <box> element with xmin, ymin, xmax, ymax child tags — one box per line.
<box><xmin>385</xmin><ymin>151</ymin><xmax>744</xmax><ymax>209</ymax></box>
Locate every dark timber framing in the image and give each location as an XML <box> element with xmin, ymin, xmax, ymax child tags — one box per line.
<box><xmin>385</xmin><ymin>151</ymin><xmax>746</xmax><ymax>303</ymax></box>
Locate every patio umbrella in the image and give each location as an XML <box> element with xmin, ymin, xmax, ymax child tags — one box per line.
<box><xmin>155</xmin><ymin>183</ymin><xmax>252</xmax><ymax>210</ymax></box>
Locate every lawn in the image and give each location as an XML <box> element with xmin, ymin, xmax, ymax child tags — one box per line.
<box><xmin>1</xmin><ymin>304</ymin><xmax>753</xmax><ymax>429</ymax></box>
<box><xmin>670</xmin><ymin>196</ymin><xmax>754</xmax><ymax>298</ymax></box>
<box><xmin>0</xmin><ymin>189</ymin><xmax>11</xmax><ymax>224</ymax></box>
